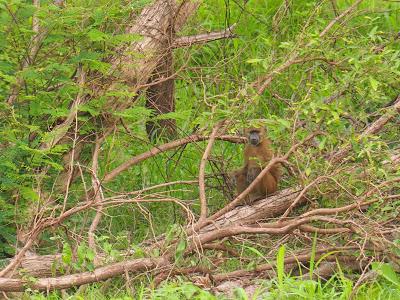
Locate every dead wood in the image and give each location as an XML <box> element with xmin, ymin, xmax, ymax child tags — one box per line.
<box><xmin>173</xmin><ymin>24</ymin><xmax>237</xmax><ymax>48</ymax></box>
<box><xmin>0</xmin><ymin>257</ymin><xmax>169</xmax><ymax>292</ymax></box>
<box><xmin>199</xmin><ymin>123</ymin><xmax>224</xmax><ymax>221</ymax></box>
<box><xmin>0</xmin><ymin>187</ymin><xmax>300</xmax><ymax>281</ymax></box>
<box><xmin>200</xmin><ymin>188</ymin><xmax>302</xmax><ymax>233</ymax></box>
<box><xmin>0</xmin><ymin>0</ymin><xmax>201</xmax><ymax>278</ymax></box>
<box><xmin>10</xmin><ymin>254</ymin><xmax>62</xmax><ymax>279</ymax></box>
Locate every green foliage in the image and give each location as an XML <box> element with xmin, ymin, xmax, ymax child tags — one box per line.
<box><xmin>1</xmin><ymin>0</ymin><xmax>400</xmax><ymax>297</ymax></box>
<box><xmin>61</xmin><ymin>242</ymin><xmax>95</xmax><ymax>272</ymax></box>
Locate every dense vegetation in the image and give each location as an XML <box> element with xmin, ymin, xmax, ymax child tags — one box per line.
<box><xmin>0</xmin><ymin>0</ymin><xmax>399</xmax><ymax>298</ymax></box>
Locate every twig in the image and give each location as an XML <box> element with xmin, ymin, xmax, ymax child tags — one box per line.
<box><xmin>61</xmin><ymin>75</ymin><xmax>82</xmax><ymax>212</ymax></box>
<box><xmin>172</xmin><ymin>24</ymin><xmax>237</xmax><ymax>48</ymax></box>
<box><xmin>198</xmin><ymin>123</ymin><xmax>223</xmax><ymax>221</ymax></box>
<box><xmin>88</xmin><ymin>136</ymin><xmax>105</xmax><ymax>259</ymax></box>
<box><xmin>40</xmin><ymin>67</ymin><xmax>86</xmax><ymax>150</ymax></box>
<box><xmin>6</xmin><ymin>0</ymin><xmax>47</xmax><ymax>105</ymax></box>
<box><xmin>255</xmin><ymin>0</ymin><xmax>364</xmax><ymax>94</ymax></box>
<box><xmin>319</xmin><ymin>0</ymin><xmax>363</xmax><ymax>38</ymax></box>
<box><xmin>279</xmin><ymin>171</ymin><xmax>346</xmax><ymax>220</ymax></box>
<box><xmin>330</xmin><ymin>95</ymin><xmax>400</xmax><ymax>163</ymax></box>
<box><xmin>186</xmin><ymin>215</ymin><xmax>358</xmax><ymax>254</ymax></box>
<box><xmin>103</xmin><ymin>134</ymin><xmax>246</xmax><ymax>183</ymax></box>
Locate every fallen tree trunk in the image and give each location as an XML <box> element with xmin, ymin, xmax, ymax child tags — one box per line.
<box><xmin>0</xmin><ymin>257</ymin><xmax>169</xmax><ymax>292</ymax></box>
<box><xmin>200</xmin><ymin>187</ymin><xmax>302</xmax><ymax>233</ymax></box>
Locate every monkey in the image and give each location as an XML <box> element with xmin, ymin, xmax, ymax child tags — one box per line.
<box><xmin>233</xmin><ymin>127</ymin><xmax>280</xmax><ymax>204</ymax></box>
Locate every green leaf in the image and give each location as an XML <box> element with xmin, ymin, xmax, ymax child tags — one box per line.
<box><xmin>369</xmin><ymin>76</ymin><xmax>379</xmax><ymax>91</ymax></box>
<box><xmin>182</xmin><ymin>284</ymin><xmax>199</xmax><ymax>299</ymax></box>
<box><xmin>233</xmin><ymin>288</ymin><xmax>248</xmax><ymax>300</ymax></box>
<box><xmin>20</xmin><ymin>187</ymin><xmax>40</xmax><ymax>202</ymax></box>
<box><xmin>276</xmin><ymin>118</ymin><xmax>291</xmax><ymax>129</ymax></box>
<box><xmin>242</xmin><ymin>245</ymin><xmax>264</xmax><ymax>258</ymax></box>
<box><xmin>175</xmin><ymin>238</ymin><xmax>187</xmax><ymax>262</ymax></box>
<box><xmin>246</xmin><ymin>58</ymin><xmax>263</xmax><ymax>64</ymax></box>
<box><xmin>87</xmin><ymin>29</ymin><xmax>107</xmax><ymax>42</ymax></box>
<box><xmin>77</xmin><ymin>244</ymin><xmax>87</xmax><ymax>264</ymax></box>
<box><xmin>86</xmin><ymin>248</ymin><xmax>96</xmax><ymax>262</ymax></box>
<box><xmin>62</xmin><ymin>243</ymin><xmax>72</xmax><ymax>265</ymax></box>
<box><xmin>114</xmin><ymin>106</ymin><xmax>152</xmax><ymax>122</ymax></box>
<box><xmin>372</xmin><ymin>262</ymin><xmax>400</xmax><ymax>287</ymax></box>
<box><xmin>276</xmin><ymin>245</ymin><xmax>285</xmax><ymax>287</ymax></box>
<box><xmin>152</xmin><ymin>110</ymin><xmax>192</xmax><ymax>121</ymax></box>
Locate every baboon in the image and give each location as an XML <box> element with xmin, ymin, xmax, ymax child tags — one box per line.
<box><xmin>233</xmin><ymin>127</ymin><xmax>280</xmax><ymax>203</ymax></box>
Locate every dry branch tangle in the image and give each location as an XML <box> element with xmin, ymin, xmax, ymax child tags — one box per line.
<box><xmin>1</xmin><ymin>185</ymin><xmax>398</xmax><ymax>291</ymax></box>
<box><xmin>0</xmin><ymin>189</ymin><xmax>301</xmax><ymax>283</ymax></box>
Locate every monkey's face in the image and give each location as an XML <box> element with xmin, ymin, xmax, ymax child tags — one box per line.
<box><xmin>248</xmin><ymin>130</ymin><xmax>262</xmax><ymax>146</ymax></box>
<box><xmin>244</xmin><ymin>127</ymin><xmax>266</xmax><ymax>146</ymax></box>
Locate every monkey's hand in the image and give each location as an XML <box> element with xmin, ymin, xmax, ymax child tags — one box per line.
<box><xmin>246</xmin><ymin>167</ymin><xmax>261</xmax><ymax>185</ymax></box>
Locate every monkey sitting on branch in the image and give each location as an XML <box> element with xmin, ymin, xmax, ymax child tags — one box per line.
<box><xmin>233</xmin><ymin>127</ymin><xmax>281</xmax><ymax>204</ymax></box>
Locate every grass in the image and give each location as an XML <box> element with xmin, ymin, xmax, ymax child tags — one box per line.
<box><xmin>24</xmin><ymin>273</ymin><xmax>400</xmax><ymax>299</ymax></box>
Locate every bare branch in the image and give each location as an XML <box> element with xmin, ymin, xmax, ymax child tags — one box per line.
<box><xmin>199</xmin><ymin>123</ymin><xmax>223</xmax><ymax>221</ymax></box>
<box><xmin>88</xmin><ymin>136</ymin><xmax>105</xmax><ymax>257</ymax></box>
<box><xmin>103</xmin><ymin>134</ymin><xmax>246</xmax><ymax>183</ymax></box>
<box><xmin>173</xmin><ymin>24</ymin><xmax>237</xmax><ymax>48</ymax></box>
<box><xmin>330</xmin><ymin>95</ymin><xmax>400</xmax><ymax>163</ymax></box>
<box><xmin>0</xmin><ymin>257</ymin><xmax>169</xmax><ymax>292</ymax></box>
<box><xmin>319</xmin><ymin>0</ymin><xmax>363</xmax><ymax>38</ymax></box>
<box><xmin>255</xmin><ymin>0</ymin><xmax>364</xmax><ymax>94</ymax></box>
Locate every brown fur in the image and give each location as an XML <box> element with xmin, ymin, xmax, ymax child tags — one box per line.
<box><xmin>233</xmin><ymin>127</ymin><xmax>280</xmax><ymax>203</ymax></box>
